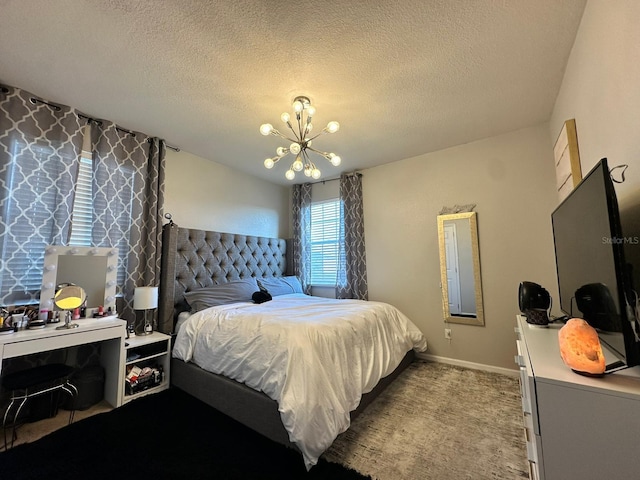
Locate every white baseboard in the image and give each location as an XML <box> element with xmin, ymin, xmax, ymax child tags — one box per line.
<box><xmin>416</xmin><ymin>352</ymin><xmax>518</xmax><ymax>377</ymax></box>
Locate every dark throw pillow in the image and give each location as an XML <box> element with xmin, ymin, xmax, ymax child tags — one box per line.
<box><xmin>252</xmin><ymin>290</ymin><xmax>272</xmax><ymax>304</ymax></box>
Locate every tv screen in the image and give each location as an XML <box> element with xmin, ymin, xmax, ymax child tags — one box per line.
<box><xmin>551</xmin><ymin>158</ymin><xmax>640</xmax><ymax>369</ymax></box>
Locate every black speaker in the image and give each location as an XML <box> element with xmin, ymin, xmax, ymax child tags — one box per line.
<box><xmin>519</xmin><ymin>281</ymin><xmax>551</xmax><ymax>326</ymax></box>
<box><xmin>575</xmin><ymin>283</ymin><xmax>619</xmax><ymax>331</ymax></box>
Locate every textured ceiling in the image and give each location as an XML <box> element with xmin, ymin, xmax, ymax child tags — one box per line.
<box><xmin>0</xmin><ymin>0</ymin><xmax>586</xmax><ymax>185</ymax></box>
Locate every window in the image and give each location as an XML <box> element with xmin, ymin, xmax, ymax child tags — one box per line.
<box><xmin>0</xmin><ymin>140</ymin><xmax>77</xmax><ymax>304</ymax></box>
<box><xmin>69</xmin><ymin>148</ymin><xmax>132</xmax><ymax>291</ymax></box>
<box><xmin>68</xmin><ymin>153</ymin><xmax>93</xmax><ymax>246</ymax></box>
<box><xmin>309</xmin><ymin>199</ymin><xmax>341</xmax><ymax>286</ymax></box>
<box><xmin>0</xmin><ymin>139</ymin><xmax>130</xmax><ymax>305</ymax></box>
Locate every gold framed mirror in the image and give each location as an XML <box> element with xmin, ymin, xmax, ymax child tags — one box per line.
<box><xmin>437</xmin><ymin>212</ymin><xmax>484</xmax><ymax>326</ymax></box>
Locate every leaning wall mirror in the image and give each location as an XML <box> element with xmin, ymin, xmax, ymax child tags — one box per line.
<box><xmin>40</xmin><ymin>246</ymin><xmax>118</xmax><ymax>314</ymax></box>
<box><xmin>437</xmin><ymin>212</ymin><xmax>484</xmax><ymax>326</ymax></box>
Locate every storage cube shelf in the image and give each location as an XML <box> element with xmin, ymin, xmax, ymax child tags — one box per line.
<box><xmin>123</xmin><ymin>332</ymin><xmax>171</xmax><ymax>403</ymax></box>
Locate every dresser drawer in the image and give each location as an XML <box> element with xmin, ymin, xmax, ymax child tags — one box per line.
<box><xmin>528</xmin><ymin>459</ymin><xmax>542</xmax><ymax>480</ymax></box>
<box><xmin>514</xmin><ymin>336</ymin><xmax>540</xmax><ymax>435</ymax></box>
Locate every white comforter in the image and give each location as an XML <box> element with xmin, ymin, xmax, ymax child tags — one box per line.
<box><xmin>172</xmin><ymin>293</ymin><xmax>427</xmax><ymax>469</ymax></box>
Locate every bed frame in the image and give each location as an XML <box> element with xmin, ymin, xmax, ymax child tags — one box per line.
<box><xmin>158</xmin><ymin>223</ymin><xmax>415</xmax><ymax>447</ymax></box>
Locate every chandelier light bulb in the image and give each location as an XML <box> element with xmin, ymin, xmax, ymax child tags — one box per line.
<box><xmin>264</xmin><ymin>158</ymin><xmax>275</xmax><ymax>169</ymax></box>
<box><xmin>290</xmin><ymin>142</ymin><xmax>301</xmax><ymax>154</ymax></box>
<box><xmin>281</xmin><ymin>112</ymin><xmax>290</xmax><ymax>123</ymax></box>
<box><xmin>304</xmin><ymin>165</ymin><xmax>313</xmax><ymax>177</ymax></box>
<box><xmin>330</xmin><ymin>155</ymin><xmax>342</xmax><ymax>166</ymax></box>
<box><xmin>276</xmin><ymin>146</ymin><xmax>287</xmax><ymax>156</ymax></box>
<box><xmin>260</xmin><ymin>123</ymin><xmax>273</xmax><ymax>136</ymax></box>
<box><xmin>285</xmin><ymin>169</ymin><xmax>296</xmax><ymax>180</ymax></box>
<box><xmin>311</xmin><ymin>168</ymin><xmax>322</xmax><ymax>179</ymax></box>
<box><xmin>293</xmin><ymin>100</ymin><xmax>304</xmax><ymax>113</ymax></box>
<box><xmin>292</xmin><ymin>158</ymin><xmax>304</xmax><ymax>172</ymax></box>
<box><xmin>306</xmin><ymin>105</ymin><xmax>316</xmax><ymax>117</ymax></box>
<box><xmin>306</xmin><ymin>123</ymin><xmax>313</xmax><ymax>133</ymax></box>
<box><xmin>326</xmin><ymin>121</ymin><xmax>340</xmax><ymax>133</ymax></box>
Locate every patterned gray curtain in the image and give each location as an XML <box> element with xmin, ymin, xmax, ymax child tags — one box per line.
<box><xmin>89</xmin><ymin>121</ymin><xmax>165</xmax><ymax>326</ymax></box>
<box><xmin>337</xmin><ymin>173</ymin><xmax>368</xmax><ymax>300</ymax></box>
<box><xmin>0</xmin><ymin>85</ymin><xmax>84</xmax><ymax>305</ymax></box>
<box><xmin>292</xmin><ymin>183</ymin><xmax>312</xmax><ymax>294</ymax></box>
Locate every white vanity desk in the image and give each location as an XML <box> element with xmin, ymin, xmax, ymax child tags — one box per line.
<box><xmin>0</xmin><ymin>316</ymin><xmax>126</xmax><ymax>407</ymax></box>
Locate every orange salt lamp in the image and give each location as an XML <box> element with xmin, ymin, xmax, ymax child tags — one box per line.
<box><xmin>558</xmin><ymin>318</ymin><xmax>606</xmax><ymax>376</ymax></box>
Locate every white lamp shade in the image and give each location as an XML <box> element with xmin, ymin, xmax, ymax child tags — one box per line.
<box><xmin>134</xmin><ymin>286</ymin><xmax>158</xmax><ymax>310</ymax></box>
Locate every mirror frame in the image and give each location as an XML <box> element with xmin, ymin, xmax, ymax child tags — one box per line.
<box><xmin>437</xmin><ymin>212</ymin><xmax>484</xmax><ymax>326</ymax></box>
<box><xmin>40</xmin><ymin>246</ymin><xmax>118</xmax><ymax>313</ymax></box>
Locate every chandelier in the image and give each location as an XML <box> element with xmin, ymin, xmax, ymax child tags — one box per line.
<box><xmin>260</xmin><ymin>96</ymin><xmax>341</xmax><ymax>180</ymax></box>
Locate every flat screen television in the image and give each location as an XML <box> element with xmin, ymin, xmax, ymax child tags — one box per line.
<box><xmin>552</xmin><ymin>158</ymin><xmax>640</xmax><ymax>371</ymax></box>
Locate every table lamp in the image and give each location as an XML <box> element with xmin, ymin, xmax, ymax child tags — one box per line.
<box><xmin>134</xmin><ymin>286</ymin><xmax>158</xmax><ymax>335</ymax></box>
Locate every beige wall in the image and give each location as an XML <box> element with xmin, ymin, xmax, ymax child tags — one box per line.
<box><xmin>163</xmin><ymin>149</ymin><xmax>289</xmax><ymax>238</ymax></box>
<box><xmin>551</xmin><ymin>1</ymin><xmax>640</xmax><ymax>205</ymax></box>
<box><xmin>363</xmin><ymin>124</ymin><xmax>559</xmax><ymax>369</ymax></box>
<box><xmin>361</xmin><ymin>0</ymin><xmax>640</xmax><ymax>370</ymax></box>
<box><xmin>550</xmin><ymin>1</ymin><xmax>640</xmax><ymax>293</ymax></box>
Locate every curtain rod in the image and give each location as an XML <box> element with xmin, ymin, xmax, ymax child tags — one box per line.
<box><xmin>78</xmin><ymin>113</ymin><xmax>103</xmax><ymax>126</ymax></box>
<box><xmin>163</xmin><ymin>142</ymin><xmax>181</xmax><ymax>152</ymax></box>
<box><xmin>77</xmin><ymin>113</ymin><xmax>137</xmax><ymax>139</ymax></box>
<box><xmin>30</xmin><ymin>97</ymin><xmax>62</xmax><ymax>111</ymax></box>
<box><xmin>77</xmin><ymin>113</ymin><xmax>180</xmax><ymax>151</ymax></box>
<box><xmin>307</xmin><ymin>171</ymin><xmax>362</xmax><ymax>186</ymax></box>
<box><xmin>2</xmin><ymin>88</ymin><xmax>181</xmax><ymax>152</ymax></box>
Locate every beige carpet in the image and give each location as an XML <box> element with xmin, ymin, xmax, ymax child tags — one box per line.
<box><xmin>323</xmin><ymin>361</ymin><xmax>529</xmax><ymax>480</ymax></box>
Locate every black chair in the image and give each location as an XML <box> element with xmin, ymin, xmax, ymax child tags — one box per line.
<box><xmin>2</xmin><ymin>363</ymin><xmax>78</xmax><ymax>450</ymax></box>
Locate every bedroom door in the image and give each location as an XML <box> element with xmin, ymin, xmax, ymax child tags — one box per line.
<box><xmin>443</xmin><ymin>223</ymin><xmax>462</xmax><ymax>315</ymax></box>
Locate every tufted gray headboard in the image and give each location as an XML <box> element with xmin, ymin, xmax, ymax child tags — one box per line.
<box><xmin>158</xmin><ymin>223</ymin><xmax>290</xmax><ymax>334</ymax></box>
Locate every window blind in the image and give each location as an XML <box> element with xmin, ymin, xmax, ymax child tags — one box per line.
<box><xmin>0</xmin><ymin>142</ymin><xmax>73</xmax><ymax>303</ymax></box>
<box><xmin>69</xmin><ymin>153</ymin><xmax>132</xmax><ymax>290</ymax></box>
<box><xmin>309</xmin><ymin>199</ymin><xmax>341</xmax><ymax>286</ymax></box>
<box><xmin>68</xmin><ymin>153</ymin><xmax>93</xmax><ymax>246</ymax></box>
<box><xmin>1</xmin><ymin>147</ymin><xmax>130</xmax><ymax>304</ymax></box>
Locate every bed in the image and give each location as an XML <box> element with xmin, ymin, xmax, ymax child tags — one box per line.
<box><xmin>158</xmin><ymin>223</ymin><xmax>427</xmax><ymax>468</ymax></box>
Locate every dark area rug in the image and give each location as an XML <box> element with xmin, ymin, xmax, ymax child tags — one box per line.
<box><xmin>0</xmin><ymin>388</ymin><xmax>370</xmax><ymax>480</ymax></box>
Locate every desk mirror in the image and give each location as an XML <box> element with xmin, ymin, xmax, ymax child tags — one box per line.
<box><xmin>437</xmin><ymin>212</ymin><xmax>484</xmax><ymax>326</ymax></box>
<box><xmin>54</xmin><ymin>284</ymin><xmax>87</xmax><ymax>330</ymax></box>
<box><xmin>40</xmin><ymin>246</ymin><xmax>118</xmax><ymax>314</ymax></box>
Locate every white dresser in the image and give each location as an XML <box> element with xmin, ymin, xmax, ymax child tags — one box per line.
<box><xmin>515</xmin><ymin>315</ymin><xmax>640</xmax><ymax>480</ymax></box>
